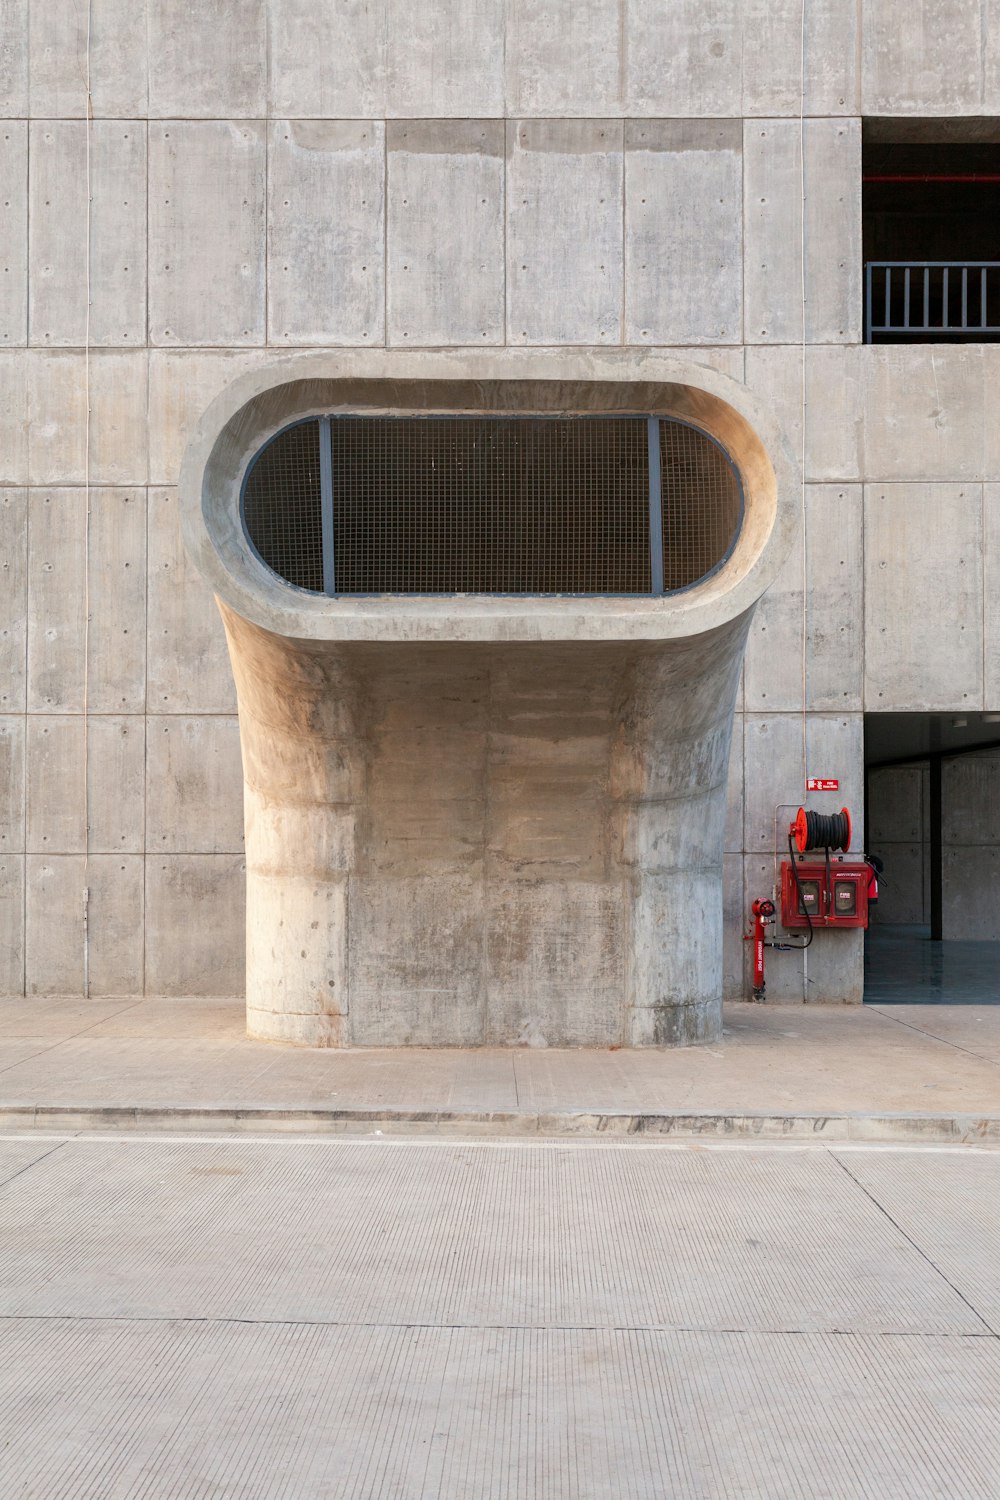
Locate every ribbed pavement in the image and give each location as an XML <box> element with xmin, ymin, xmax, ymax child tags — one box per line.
<box><xmin>0</xmin><ymin>1135</ymin><xmax>998</xmax><ymax>1497</ymax></box>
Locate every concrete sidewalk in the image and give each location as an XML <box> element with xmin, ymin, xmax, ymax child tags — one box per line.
<box><xmin>1</xmin><ymin>998</ymin><xmax>999</xmax><ymax>1141</ymax></box>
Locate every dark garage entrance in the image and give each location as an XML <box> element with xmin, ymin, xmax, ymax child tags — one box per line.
<box><xmin>864</xmin><ymin>712</ymin><xmax>1000</xmax><ymax>1004</ymax></box>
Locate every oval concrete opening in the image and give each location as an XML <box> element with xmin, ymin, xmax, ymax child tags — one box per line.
<box><xmin>241</xmin><ymin>413</ymin><xmax>743</xmax><ymax>599</ymax></box>
<box><xmin>181</xmin><ymin>354</ymin><xmax>795</xmax><ymax>1048</ymax></box>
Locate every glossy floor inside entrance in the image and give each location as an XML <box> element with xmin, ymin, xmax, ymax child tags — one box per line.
<box><xmin>865</xmin><ymin>924</ymin><xmax>1000</xmax><ymax>1005</ymax></box>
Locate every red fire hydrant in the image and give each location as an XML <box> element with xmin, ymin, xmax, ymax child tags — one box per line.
<box><xmin>745</xmin><ymin>898</ymin><xmax>776</xmax><ymax>1001</ymax></box>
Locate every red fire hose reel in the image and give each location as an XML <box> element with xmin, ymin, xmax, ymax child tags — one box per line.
<box><xmin>745</xmin><ymin>805</ymin><xmax>872</xmax><ymax>1000</ymax></box>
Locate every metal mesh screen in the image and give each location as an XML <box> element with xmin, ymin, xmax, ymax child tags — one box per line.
<box><xmin>330</xmin><ymin>417</ymin><xmax>650</xmax><ymax>595</ymax></box>
<box><xmin>660</xmin><ymin>421</ymin><xmax>742</xmax><ymax>592</ymax></box>
<box><xmin>241</xmin><ymin>414</ymin><xmax>741</xmax><ymax>597</ymax></box>
<box><xmin>242</xmin><ymin>420</ymin><xmax>324</xmax><ymax>593</ymax></box>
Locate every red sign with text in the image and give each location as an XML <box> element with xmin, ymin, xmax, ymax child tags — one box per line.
<box><xmin>806</xmin><ymin>778</ymin><xmax>840</xmax><ymax>791</ymax></box>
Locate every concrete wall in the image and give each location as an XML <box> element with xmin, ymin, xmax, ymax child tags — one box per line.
<box><xmin>943</xmin><ymin>749</ymin><xmax>1000</xmax><ymax>941</ymax></box>
<box><xmin>867</xmin><ymin>764</ymin><xmax>930</xmax><ymax>927</ymax></box>
<box><xmin>1</xmin><ymin>0</ymin><xmax>999</xmax><ymax>1012</ymax></box>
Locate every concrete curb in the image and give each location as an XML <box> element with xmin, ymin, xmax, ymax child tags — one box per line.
<box><xmin>1</xmin><ymin>1105</ymin><xmax>999</xmax><ymax>1143</ymax></box>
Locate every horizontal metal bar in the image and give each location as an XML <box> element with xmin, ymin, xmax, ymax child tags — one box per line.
<box><xmin>864</xmin><ymin>174</ymin><xmax>1000</xmax><ymax>183</ymax></box>
<box><xmin>865</xmin><ymin>261</ymin><xmax>1000</xmax><ymax>269</ymax></box>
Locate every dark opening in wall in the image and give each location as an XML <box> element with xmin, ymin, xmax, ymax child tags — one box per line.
<box><xmin>863</xmin><ymin>120</ymin><xmax>1000</xmax><ymax>342</ymax></box>
<box><xmin>241</xmin><ymin>414</ymin><xmax>743</xmax><ymax>598</ymax></box>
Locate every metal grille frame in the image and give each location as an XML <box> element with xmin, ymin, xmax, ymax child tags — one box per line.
<box><xmin>239</xmin><ymin>413</ymin><xmax>744</xmax><ymax>600</ymax></box>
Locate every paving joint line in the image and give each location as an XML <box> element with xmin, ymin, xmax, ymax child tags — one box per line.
<box><xmin>867</xmin><ymin>1005</ymin><xmax>1000</xmax><ymax>1069</ymax></box>
<box><xmin>830</xmin><ymin>1147</ymin><xmax>999</xmax><ymax>1336</ymax></box>
<box><xmin>0</xmin><ymin>1138</ymin><xmax>69</xmax><ymax>1192</ymax></box>
<box><xmin>0</xmin><ymin>1310</ymin><xmax>995</xmax><ymax>1339</ymax></box>
<box><xmin>0</xmin><ymin>999</ymin><xmax>147</xmax><ymax>1078</ymax></box>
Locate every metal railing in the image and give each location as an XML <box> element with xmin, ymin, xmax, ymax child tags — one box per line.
<box><xmin>865</xmin><ymin>261</ymin><xmax>1000</xmax><ymax>342</ymax></box>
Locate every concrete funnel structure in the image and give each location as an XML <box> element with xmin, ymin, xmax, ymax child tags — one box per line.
<box><xmin>180</xmin><ymin>352</ymin><xmax>795</xmax><ymax>1048</ymax></box>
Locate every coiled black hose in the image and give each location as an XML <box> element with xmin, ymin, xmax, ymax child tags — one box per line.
<box><xmin>796</xmin><ymin>808</ymin><xmax>850</xmax><ymax>853</ymax></box>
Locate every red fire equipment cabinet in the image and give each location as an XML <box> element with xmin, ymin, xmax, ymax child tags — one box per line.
<box><xmin>780</xmin><ymin>857</ymin><xmax>870</xmax><ymax>930</ymax></box>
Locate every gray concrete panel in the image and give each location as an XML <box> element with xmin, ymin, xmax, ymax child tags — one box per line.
<box><xmin>28</xmin><ymin>123</ymin><xmax>145</xmax><ymax>348</ymax></box>
<box><xmin>744</xmin><ymin>507</ymin><xmax>803</xmax><ymax>712</ymax></box>
<box><xmin>506</xmin><ymin>0</ymin><xmax>622</xmax><ymax>116</ymax></box>
<box><xmin>145</xmin><ymin>717</ymin><xmax>245</xmax><ymax>855</ymax></box>
<box><xmin>88</xmin><ymin>123</ymin><xmax>147</xmax><ymax>347</ymax></box>
<box><xmin>0</xmin><ymin>122</ymin><xmax>25</xmax><ymax>346</ymax></box>
<box><xmin>868</xmin><ymin>766</ymin><xmax>925</xmax><ymax>845</ymax></box>
<box><xmin>25</xmin><ymin>716</ymin><xmax>85</xmax><ymax>854</ymax></box>
<box><xmin>88</xmin><ymin>351</ymin><xmax>149</xmax><ymax>485</ymax></box>
<box><xmin>387</xmin><ymin>120</ymin><xmax>504</xmax><ymax>347</ymax></box>
<box><xmin>744</xmin><ymin>712</ymin><xmax>863</xmax><ymax>853</ymax></box>
<box><xmin>744</xmin><ymin>120</ymin><xmax>859</xmax><ymax>345</ymax></box>
<box><xmin>28</xmin><ymin>0</ymin><xmax>146</xmax><ymax>117</ymax></box>
<box><xmin>144</xmin><ymin>855</ymin><xmax>246</xmax><ymax>997</ymax></box>
<box><xmin>805</xmin><ymin>119</ymin><xmax>861</xmax><ymax>343</ymax></box>
<box><xmin>985</xmin><ymin>483</ymin><xmax>1000</xmax><ymax>708</ymax></box>
<box><xmin>743</xmin><ymin>345</ymin><xmax>864</xmax><ymax>484</ymax></box>
<box><xmin>27</xmin><ymin>351</ymin><xmax>87</xmax><ymax>485</ymax></box>
<box><xmin>0</xmin><ymin>488</ymin><xmax>26</xmax><ymax>712</ymax></box>
<box><xmin>800</xmin><ymin>925</ymin><xmax>864</xmax><ymax>1003</ymax></box>
<box><xmin>944</xmin><ymin>749</ymin><xmax>1000</xmax><ymax>845</ymax></box>
<box><xmin>269</xmin><ymin>121</ymin><xmax>384</xmax><ymax>347</ymax></box>
<box><xmin>86</xmin><ymin>717</ymin><xmax>145</xmax><ymax>855</ymax></box>
<box><xmin>744</xmin><ymin>119</ymin><xmax>801</xmax><ymax>343</ymax></box>
<box><xmin>862</xmin><ymin>347</ymin><xmax>985</xmax><ymax>482</ymax></box>
<box><xmin>24</xmin><ymin>853</ymin><xmax>84</xmax><ymax>993</ymax></box>
<box><xmin>979</xmin><ymin>348</ymin><xmax>1000</xmax><ymax>485</ymax></box>
<box><xmin>863</xmin><ymin>0</ymin><xmax>984</xmax><ymax>114</ymax></box>
<box><xmin>0</xmin><ymin>716</ymin><xmax>23</xmax><ymax>852</ymax></box>
<box><xmin>872</xmin><ymin>843</ymin><xmax>926</xmax><ymax>925</ymax></box>
<box><xmin>506</xmin><ymin>121</ymin><xmax>623</xmax><ymax>345</ymax></box>
<box><xmin>0</xmin><ymin>853</ymin><xmax>22</xmax><ymax>993</ymax></box>
<box><xmin>149</xmin><ymin>351</ymin><xmax>267</xmax><ymax>486</ymax></box>
<box><xmin>146</xmin><ymin>488</ymin><xmax>236</xmax><ymax>715</ymax></box>
<box><xmin>267</xmin><ymin>0</ymin><xmax>387</xmax><ymax>118</ymax></box>
<box><xmin>86</xmin><ymin>488</ymin><xmax>146</xmax><ymax>713</ymax></box>
<box><xmin>28</xmin><ymin>122</ymin><xmax>85</xmax><ymax>343</ymax></box>
<box><xmin>147</xmin><ymin>0</ymin><xmax>266</xmax><ymax>118</ymax></box>
<box><xmin>385</xmin><ymin>0</ymin><xmax>503</xmax><ymax>117</ymax></box>
<box><xmin>26</xmin><ymin>488</ymin><xmax>85</xmax><ymax>713</ymax></box>
<box><xmin>741</xmin><ymin>0</ymin><xmax>859</xmax><ymax>116</ymax></box>
<box><xmin>864</xmin><ymin>484</ymin><xmax>983</xmax><ymax>711</ymax></box>
<box><xmin>0</xmin><ymin>351</ymin><xmax>26</xmax><ymax>484</ymax></box>
<box><xmin>624</xmin><ymin>120</ymin><xmax>741</xmax><ymax>345</ymax></box>
<box><xmin>89</xmin><ymin>0</ymin><xmax>148</xmax><ymax>117</ymax></box>
<box><xmin>744</xmin><ymin>483</ymin><xmax>864</xmax><ymax>715</ymax></box>
<box><xmin>0</xmin><ymin>0</ymin><xmax>27</xmax><ymax>116</ymax></box>
<box><xmin>804</xmin><ymin>484</ymin><xmax>864</xmax><ymax>711</ymax></box>
<box><xmin>26</xmin><ymin>0</ymin><xmax>88</xmax><ymax>117</ymax></box>
<box><xmin>628</xmin><ymin>0</ymin><xmax>742</xmax><ymax>116</ymax></box>
<box><xmin>148</xmin><ymin>123</ymin><xmax>266</xmax><ymax>347</ymax></box>
<box><xmin>943</xmin><ymin>846</ymin><xmax>1000</xmax><ymax>940</ymax></box>
<box><xmin>85</xmin><ymin>853</ymin><xmax>144</xmax><ymax>994</ymax></box>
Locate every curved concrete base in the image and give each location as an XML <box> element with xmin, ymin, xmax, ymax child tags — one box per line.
<box><xmin>223</xmin><ymin>604</ymin><xmax>750</xmax><ymax>1048</ymax></box>
<box><xmin>180</xmin><ymin>353</ymin><xmax>797</xmax><ymax>1047</ymax></box>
